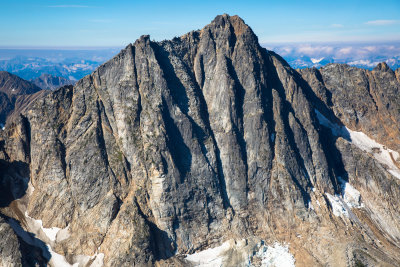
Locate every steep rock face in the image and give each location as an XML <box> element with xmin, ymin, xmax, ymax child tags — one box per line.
<box><xmin>31</xmin><ymin>73</ymin><xmax>75</xmax><ymax>90</ymax></box>
<box><xmin>1</xmin><ymin>15</ymin><xmax>400</xmax><ymax>267</ymax></box>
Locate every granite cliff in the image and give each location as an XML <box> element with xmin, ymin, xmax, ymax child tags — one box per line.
<box><xmin>0</xmin><ymin>15</ymin><xmax>400</xmax><ymax>267</ymax></box>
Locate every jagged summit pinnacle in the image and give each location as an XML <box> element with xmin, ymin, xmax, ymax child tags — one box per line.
<box><xmin>373</xmin><ymin>61</ymin><xmax>392</xmax><ymax>72</ymax></box>
<box><xmin>133</xmin><ymin>14</ymin><xmax>259</xmax><ymax>50</ymax></box>
<box><xmin>209</xmin><ymin>14</ymin><xmax>251</xmax><ymax>33</ymax></box>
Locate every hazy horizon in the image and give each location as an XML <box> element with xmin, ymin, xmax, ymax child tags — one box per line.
<box><xmin>1</xmin><ymin>1</ymin><xmax>399</xmax><ymax>47</ymax></box>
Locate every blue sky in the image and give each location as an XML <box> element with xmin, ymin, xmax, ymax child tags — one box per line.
<box><xmin>1</xmin><ymin>0</ymin><xmax>400</xmax><ymax>47</ymax></box>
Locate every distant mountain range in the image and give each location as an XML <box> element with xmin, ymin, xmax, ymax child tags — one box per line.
<box><xmin>0</xmin><ymin>48</ymin><xmax>121</xmax><ymax>81</ymax></box>
<box><xmin>264</xmin><ymin>42</ymin><xmax>400</xmax><ymax>69</ymax></box>
<box><xmin>0</xmin><ymin>43</ymin><xmax>398</xmax><ymax>82</ymax></box>
<box><xmin>31</xmin><ymin>73</ymin><xmax>74</xmax><ymax>90</ymax></box>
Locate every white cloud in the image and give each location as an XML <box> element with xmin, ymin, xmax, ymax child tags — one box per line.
<box><xmin>275</xmin><ymin>46</ymin><xmax>293</xmax><ymax>55</ymax></box>
<box><xmin>297</xmin><ymin>45</ymin><xmax>334</xmax><ymax>56</ymax></box>
<box><xmin>365</xmin><ymin>20</ymin><xmax>399</xmax><ymax>26</ymax></box>
<box><xmin>363</xmin><ymin>46</ymin><xmax>377</xmax><ymax>52</ymax></box>
<box><xmin>338</xmin><ymin>47</ymin><xmax>352</xmax><ymax>55</ymax></box>
<box><xmin>47</xmin><ymin>5</ymin><xmax>90</xmax><ymax>8</ymax></box>
<box><xmin>331</xmin><ymin>24</ymin><xmax>344</xmax><ymax>28</ymax></box>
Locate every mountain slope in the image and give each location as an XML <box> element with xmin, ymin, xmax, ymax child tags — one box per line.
<box><xmin>1</xmin><ymin>14</ymin><xmax>400</xmax><ymax>267</ymax></box>
<box><xmin>31</xmin><ymin>73</ymin><xmax>75</xmax><ymax>90</ymax></box>
<box><xmin>299</xmin><ymin>62</ymin><xmax>400</xmax><ymax>152</ymax></box>
<box><xmin>0</xmin><ymin>71</ymin><xmax>44</xmax><ymax>125</ymax></box>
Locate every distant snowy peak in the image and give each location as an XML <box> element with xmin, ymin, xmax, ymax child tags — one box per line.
<box><xmin>311</xmin><ymin>57</ymin><xmax>324</xmax><ymax>64</ymax></box>
<box><xmin>264</xmin><ymin>42</ymin><xmax>400</xmax><ymax>70</ymax></box>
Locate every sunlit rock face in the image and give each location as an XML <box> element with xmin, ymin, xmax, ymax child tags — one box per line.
<box><xmin>1</xmin><ymin>14</ymin><xmax>400</xmax><ymax>267</ymax></box>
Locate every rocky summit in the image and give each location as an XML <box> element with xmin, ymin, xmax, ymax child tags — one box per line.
<box><xmin>1</xmin><ymin>14</ymin><xmax>400</xmax><ymax>267</ymax></box>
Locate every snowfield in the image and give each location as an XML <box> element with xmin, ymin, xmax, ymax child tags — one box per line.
<box><xmin>326</xmin><ymin>193</ymin><xmax>349</xmax><ymax>217</ymax></box>
<box><xmin>6</xmin><ymin>183</ymin><xmax>104</xmax><ymax>267</ymax></box>
<box><xmin>185</xmin><ymin>241</ymin><xmax>231</xmax><ymax>266</ymax></box>
<box><xmin>185</xmin><ymin>239</ymin><xmax>296</xmax><ymax>267</ymax></box>
<box><xmin>255</xmin><ymin>243</ymin><xmax>296</xmax><ymax>267</ymax></box>
<box><xmin>315</xmin><ymin>109</ymin><xmax>400</xmax><ymax>179</ymax></box>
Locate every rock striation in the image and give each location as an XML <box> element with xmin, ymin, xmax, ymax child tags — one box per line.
<box><xmin>1</xmin><ymin>14</ymin><xmax>400</xmax><ymax>266</ymax></box>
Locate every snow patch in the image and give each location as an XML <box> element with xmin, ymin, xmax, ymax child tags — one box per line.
<box><xmin>47</xmin><ymin>245</ymin><xmax>77</xmax><ymax>267</ymax></box>
<box><xmin>308</xmin><ymin>200</ymin><xmax>314</xmax><ymax>210</ymax></box>
<box><xmin>185</xmin><ymin>240</ymin><xmax>295</xmax><ymax>267</ymax></box>
<box><xmin>315</xmin><ymin>109</ymin><xmax>400</xmax><ymax>179</ymax></box>
<box><xmin>9</xmin><ymin>216</ymin><xmax>103</xmax><ymax>267</ymax></box>
<box><xmin>255</xmin><ymin>243</ymin><xmax>296</xmax><ymax>267</ymax></box>
<box><xmin>56</xmin><ymin>225</ymin><xmax>71</xmax><ymax>242</ymax></box>
<box><xmin>10</xmin><ymin>203</ymin><xmax>102</xmax><ymax>267</ymax></box>
<box><xmin>89</xmin><ymin>253</ymin><xmax>104</xmax><ymax>267</ymax></box>
<box><xmin>326</xmin><ymin>178</ymin><xmax>362</xmax><ymax>217</ymax></box>
<box><xmin>311</xmin><ymin>57</ymin><xmax>324</xmax><ymax>64</ymax></box>
<box><xmin>338</xmin><ymin>177</ymin><xmax>362</xmax><ymax>208</ymax></box>
<box><xmin>24</xmin><ymin>211</ymin><xmax>61</xmax><ymax>242</ymax></box>
<box><xmin>43</xmin><ymin>226</ymin><xmax>62</xmax><ymax>242</ymax></box>
<box><xmin>185</xmin><ymin>240</ymin><xmax>231</xmax><ymax>266</ymax></box>
<box><xmin>47</xmin><ymin>248</ymin><xmax>104</xmax><ymax>267</ymax></box>
<box><xmin>326</xmin><ymin>193</ymin><xmax>348</xmax><ymax>217</ymax></box>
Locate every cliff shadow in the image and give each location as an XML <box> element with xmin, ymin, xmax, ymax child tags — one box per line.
<box><xmin>1</xmin><ymin>214</ymin><xmax>51</xmax><ymax>266</ymax></box>
<box><xmin>135</xmin><ymin>199</ymin><xmax>177</xmax><ymax>261</ymax></box>
<box><xmin>0</xmin><ymin>158</ymin><xmax>29</xmax><ymax>208</ymax></box>
<box><xmin>0</xmin><ymin>157</ymin><xmax>51</xmax><ymax>265</ymax></box>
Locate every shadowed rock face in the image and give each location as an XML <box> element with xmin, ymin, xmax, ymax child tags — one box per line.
<box><xmin>1</xmin><ymin>14</ymin><xmax>400</xmax><ymax>266</ymax></box>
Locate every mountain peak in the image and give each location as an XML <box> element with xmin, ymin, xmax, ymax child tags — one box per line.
<box><xmin>373</xmin><ymin>62</ymin><xmax>392</xmax><ymax>72</ymax></box>
<box><xmin>204</xmin><ymin>14</ymin><xmax>257</xmax><ymax>42</ymax></box>
<box><xmin>210</xmin><ymin>14</ymin><xmax>247</xmax><ymax>32</ymax></box>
